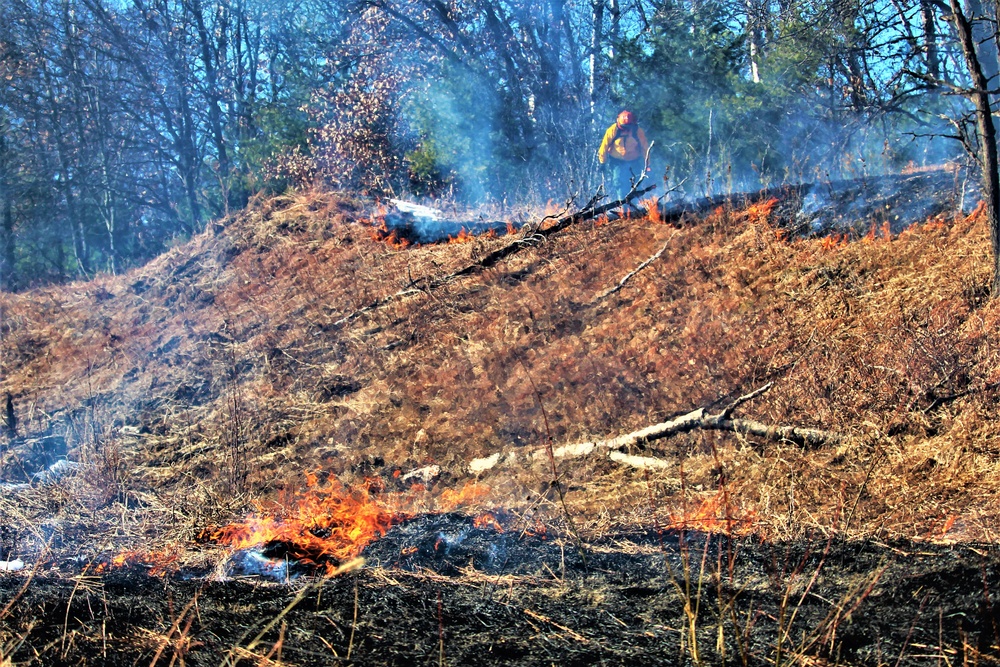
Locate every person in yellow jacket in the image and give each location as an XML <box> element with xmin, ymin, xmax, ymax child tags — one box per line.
<box><xmin>597</xmin><ymin>110</ymin><xmax>650</xmax><ymax>202</ymax></box>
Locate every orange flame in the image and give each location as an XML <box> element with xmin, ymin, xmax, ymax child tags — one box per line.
<box><xmin>367</xmin><ymin>203</ymin><xmax>413</xmax><ymax>249</ymax></box>
<box><xmin>864</xmin><ymin>220</ymin><xmax>894</xmax><ymax>243</ymax></box>
<box><xmin>439</xmin><ymin>482</ymin><xmax>490</xmax><ymax>511</ymax></box>
<box><xmin>94</xmin><ymin>549</ymin><xmax>181</xmax><ymax>577</ymax></box>
<box><xmin>821</xmin><ymin>233</ymin><xmax>848</xmax><ymax>251</ymax></box>
<box><xmin>472</xmin><ymin>512</ymin><xmax>504</xmax><ymax>533</ymax></box>
<box><xmin>640</xmin><ymin>197</ymin><xmax>662</xmax><ymax>223</ymax></box>
<box><xmin>740</xmin><ymin>197</ymin><xmax>779</xmax><ymax>225</ymax></box>
<box><xmin>368</xmin><ymin>224</ymin><xmax>412</xmax><ymax>250</ymax></box>
<box><xmin>93</xmin><ymin>477</ymin><xmax>506</xmax><ymax>578</ymax></box>
<box><xmin>966</xmin><ymin>200</ymin><xmax>986</xmax><ymax>222</ymax></box>
<box><xmin>665</xmin><ymin>491</ymin><xmax>757</xmax><ymax>536</ymax></box>
<box><xmin>864</xmin><ymin>223</ymin><xmax>877</xmax><ymax>243</ymax></box>
<box><xmin>448</xmin><ymin>228</ymin><xmax>476</xmax><ymax>244</ymax></box>
<box><xmin>202</xmin><ymin>477</ymin><xmax>405</xmax><ymax>573</ymax></box>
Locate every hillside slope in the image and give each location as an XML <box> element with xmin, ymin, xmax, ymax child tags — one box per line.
<box><xmin>1</xmin><ymin>187</ymin><xmax>999</xmax><ymax>560</ymax></box>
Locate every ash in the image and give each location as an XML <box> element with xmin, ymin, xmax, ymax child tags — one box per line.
<box><xmin>363</xmin><ymin>512</ymin><xmax>557</xmax><ymax>576</ymax></box>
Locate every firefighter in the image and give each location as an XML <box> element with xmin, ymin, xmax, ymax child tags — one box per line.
<box><xmin>597</xmin><ymin>110</ymin><xmax>650</xmax><ymax>203</ymax></box>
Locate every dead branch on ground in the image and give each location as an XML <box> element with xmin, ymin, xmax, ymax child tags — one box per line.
<box><xmin>469</xmin><ymin>383</ymin><xmax>844</xmax><ymax>473</ymax></box>
<box><xmin>596</xmin><ymin>231</ymin><xmax>677</xmax><ymax>300</ymax></box>
<box><xmin>332</xmin><ymin>184</ymin><xmax>656</xmax><ymax>328</ymax></box>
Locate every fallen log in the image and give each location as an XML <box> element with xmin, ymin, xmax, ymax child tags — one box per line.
<box><xmin>468</xmin><ymin>383</ymin><xmax>844</xmax><ymax>473</ymax></box>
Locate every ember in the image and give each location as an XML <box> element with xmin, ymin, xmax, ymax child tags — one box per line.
<box><xmin>472</xmin><ymin>511</ymin><xmax>504</xmax><ymax>533</ymax></box>
<box><xmin>94</xmin><ymin>549</ymin><xmax>181</xmax><ymax>577</ymax></box>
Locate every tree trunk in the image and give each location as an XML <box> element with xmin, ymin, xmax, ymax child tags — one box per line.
<box><xmin>964</xmin><ymin>0</ymin><xmax>1000</xmax><ymax>86</ymax></box>
<box><xmin>609</xmin><ymin>0</ymin><xmax>621</xmax><ymax>56</ymax></box>
<box><xmin>746</xmin><ymin>0</ymin><xmax>765</xmax><ymax>83</ymax></box>
<box><xmin>949</xmin><ymin>0</ymin><xmax>1000</xmax><ymax>295</ymax></box>
<box><xmin>949</xmin><ymin>0</ymin><xmax>1000</xmax><ymax>298</ymax></box>
<box><xmin>590</xmin><ymin>0</ymin><xmax>605</xmax><ymax>124</ymax></box>
<box><xmin>921</xmin><ymin>0</ymin><xmax>940</xmax><ymax>80</ymax></box>
<box><xmin>189</xmin><ymin>0</ymin><xmax>230</xmax><ymax>182</ymax></box>
<box><xmin>0</xmin><ymin>124</ymin><xmax>13</xmax><ymax>290</ymax></box>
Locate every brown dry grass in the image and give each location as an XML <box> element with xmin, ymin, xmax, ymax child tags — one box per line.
<box><xmin>1</xmin><ymin>184</ymin><xmax>998</xmax><ymax>567</ymax></box>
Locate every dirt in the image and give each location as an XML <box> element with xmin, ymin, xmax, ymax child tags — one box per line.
<box><xmin>1</xmin><ymin>515</ymin><xmax>998</xmax><ymax>666</ymax></box>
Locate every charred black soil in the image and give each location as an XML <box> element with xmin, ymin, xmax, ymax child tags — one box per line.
<box><xmin>1</xmin><ymin>518</ymin><xmax>998</xmax><ymax>666</ymax></box>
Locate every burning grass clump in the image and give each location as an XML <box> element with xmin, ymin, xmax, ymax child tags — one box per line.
<box><xmin>200</xmin><ymin>474</ymin><xmax>404</xmax><ymax>575</ymax></box>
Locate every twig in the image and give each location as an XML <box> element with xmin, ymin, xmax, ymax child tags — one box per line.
<box><xmin>347</xmin><ymin>578</ymin><xmax>359</xmax><ymax>660</ymax></box>
<box><xmin>148</xmin><ymin>591</ymin><xmax>200</xmax><ymax>667</ymax></box>
<box><xmin>596</xmin><ymin>231</ymin><xmax>676</xmax><ymax>300</ymax></box>
<box><xmin>720</xmin><ymin>382</ymin><xmax>774</xmax><ymax>419</ymax></box>
<box><xmin>438</xmin><ymin>590</ymin><xmax>445</xmax><ymax>667</ymax></box>
<box><xmin>844</xmin><ymin>442</ymin><xmax>885</xmax><ymax>535</ymax></box>
<box><xmin>523</xmin><ymin>608</ymin><xmax>590</xmax><ymax>644</ymax></box>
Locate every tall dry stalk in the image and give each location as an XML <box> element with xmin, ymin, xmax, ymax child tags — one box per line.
<box><xmin>518</xmin><ymin>358</ymin><xmax>587</xmax><ymax>570</ymax></box>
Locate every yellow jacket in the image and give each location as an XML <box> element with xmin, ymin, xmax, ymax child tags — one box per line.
<box><xmin>598</xmin><ymin>123</ymin><xmax>649</xmax><ymax>163</ymax></box>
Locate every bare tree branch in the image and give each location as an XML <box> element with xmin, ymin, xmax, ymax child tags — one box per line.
<box><xmin>596</xmin><ymin>231</ymin><xmax>676</xmax><ymax>300</ymax></box>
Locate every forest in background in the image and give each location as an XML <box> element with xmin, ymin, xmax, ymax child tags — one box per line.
<box><xmin>0</xmin><ymin>0</ymin><xmax>989</xmax><ymax>288</ymax></box>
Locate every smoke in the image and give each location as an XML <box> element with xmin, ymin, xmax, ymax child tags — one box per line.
<box><xmin>403</xmin><ymin>79</ymin><xmax>496</xmax><ymax>203</ymax></box>
<box><xmin>226</xmin><ymin>549</ymin><xmax>294</xmax><ymax>581</ymax></box>
<box><xmin>797</xmin><ymin>169</ymin><xmax>978</xmax><ymax>237</ymax></box>
<box><xmin>383</xmin><ymin>200</ymin><xmax>502</xmax><ymax>242</ymax></box>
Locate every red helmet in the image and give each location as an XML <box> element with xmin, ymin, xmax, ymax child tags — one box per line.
<box><xmin>617</xmin><ymin>110</ymin><xmax>636</xmax><ymax>127</ymax></box>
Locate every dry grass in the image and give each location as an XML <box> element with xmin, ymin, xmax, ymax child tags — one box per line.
<box><xmin>0</xmin><ymin>184</ymin><xmax>999</xmax><ymax>569</ymax></box>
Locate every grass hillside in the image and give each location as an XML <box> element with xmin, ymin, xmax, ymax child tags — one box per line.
<box><xmin>1</xmin><ymin>187</ymin><xmax>999</xmax><ymax>565</ymax></box>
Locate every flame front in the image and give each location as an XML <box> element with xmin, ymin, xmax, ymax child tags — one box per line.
<box><xmin>205</xmin><ymin>477</ymin><xmax>405</xmax><ymax>569</ymax></box>
<box><xmin>368</xmin><ymin>205</ymin><xmax>413</xmax><ymax>249</ymax></box>
<box><xmin>741</xmin><ymin>197</ymin><xmax>779</xmax><ymax>224</ymax></box>
<box><xmin>97</xmin><ymin>479</ymin><xmax>499</xmax><ymax>578</ymax></box>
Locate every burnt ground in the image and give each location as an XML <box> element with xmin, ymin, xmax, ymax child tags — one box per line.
<box><xmin>1</xmin><ymin>515</ymin><xmax>998</xmax><ymax>666</ymax></box>
<box><xmin>657</xmin><ymin>168</ymin><xmax>977</xmax><ymax>238</ymax></box>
